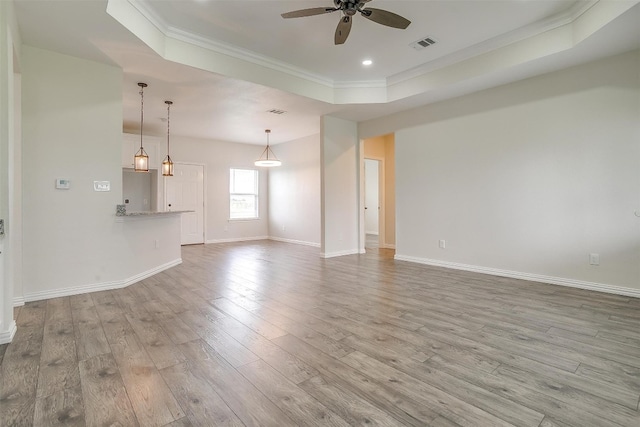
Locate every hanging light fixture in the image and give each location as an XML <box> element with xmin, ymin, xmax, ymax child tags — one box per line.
<box><xmin>134</xmin><ymin>82</ymin><xmax>149</xmax><ymax>172</ymax></box>
<box><xmin>162</xmin><ymin>100</ymin><xmax>174</xmax><ymax>176</ymax></box>
<box><xmin>255</xmin><ymin>129</ymin><xmax>281</xmax><ymax>167</ymax></box>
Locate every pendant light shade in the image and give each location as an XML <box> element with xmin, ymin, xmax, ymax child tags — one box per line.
<box><xmin>162</xmin><ymin>100</ymin><xmax>174</xmax><ymax>177</ymax></box>
<box><xmin>134</xmin><ymin>82</ymin><xmax>149</xmax><ymax>172</ymax></box>
<box><xmin>255</xmin><ymin>129</ymin><xmax>281</xmax><ymax>167</ymax></box>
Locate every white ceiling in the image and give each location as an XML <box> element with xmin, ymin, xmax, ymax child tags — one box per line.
<box><xmin>136</xmin><ymin>0</ymin><xmax>580</xmax><ymax>82</ymax></box>
<box><xmin>13</xmin><ymin>0</ymin><xmax>640</xmax><ymax>145</ymax></box>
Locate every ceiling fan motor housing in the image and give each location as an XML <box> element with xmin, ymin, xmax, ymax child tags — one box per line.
<box><xmin>336</xmin><ymin>1</ymin><xmax>362</xmax><ymax>16</ymax></box>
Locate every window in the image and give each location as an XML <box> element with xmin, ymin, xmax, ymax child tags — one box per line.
<box><xmin>230</xmin><ymin>168</ymin><xmax>259</xmax><ymax>219</ymax></box>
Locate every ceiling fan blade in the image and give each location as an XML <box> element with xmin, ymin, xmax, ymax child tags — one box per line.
<box><xmin>360</xmin><ymin>8</ymin><xmax>411</xmax><ymax>29</ymax></box>
<box><xmin>334</xmin><ymin>16</ymin><xmax>352</xmax><ymax>45</ymax></box>
<box><xmin>281</xmin><ymin>7</ymin><xmax>337</xmax><ymax>19</ymax></box>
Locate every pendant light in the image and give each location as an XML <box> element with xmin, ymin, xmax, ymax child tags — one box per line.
<box><xmin>255</xmin><ymin>129</ymin><xmax>281</xmax><ymax>167</ymax></box>
<box><xmin>162</xmin><ymin>100</ymin><xmax>174</xmax><ymax>176</ymax></box>
<box><xmin>134</xmin><ymin>82</ymin><xmax>149</xmax><ymax>172</ymax></box>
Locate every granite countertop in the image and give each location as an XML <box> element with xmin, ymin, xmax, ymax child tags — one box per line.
<box><xmin>117</xmin><ymin>210</ymin><xmax>193</xmax><ymax>217</ymax></box>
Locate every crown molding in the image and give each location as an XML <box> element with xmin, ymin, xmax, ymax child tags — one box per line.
<box><xmin>130</xmin><ymin>0</ymin><xmax>599</xmax><ymax>89</ymax></box>
<box><xmin>129</xmin><ymin>0</ymin><xmax>390</xmax><ymax>90</ymax></box>
<box><xmin>127</xmin><ymin>0</ymin><xmax>168</xmax><ymax>34</ymax></box>
<box><xmin>111</xmin><ymin>0</ymin><xmax>633</xmax><ymax>105</ymax></box>
<box><xmin>389</xmin><ymin>0</ymin><xmax>599</xmax><ymax>85</ymax></box>
<box><xmin>166</xmin><ymin>26</ymin><xmax>335</xmax><ymax>88</ymax></box>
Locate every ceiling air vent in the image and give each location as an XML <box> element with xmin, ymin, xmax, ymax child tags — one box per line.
<box><xmin>410</xmin><ymin>36</ymin><xmax>437</xmax><ymax>51</ymax></box>
<box><xmin>267</xmin><ymin>109</ymin><xmax>286</xmax><ymax>115</ymax></box>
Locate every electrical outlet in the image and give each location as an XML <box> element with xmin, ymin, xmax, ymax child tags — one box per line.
<box><xmin>439</xmin><ymin>239</ymin><xmax>446</xmax><ymax>249</ymax></box>
<box><xmin>155</xmin><ymin>239</ymin><xmax>160</xmax><ymax>249</ymax></box>
<box><xmin>282</xmin><ymin>225</ymin><xmax>286</xmax><ymax>231</ymax></box>
<box><xmin>589</xmin><ymin>253</ymin><xmax>599</xmax><ymax>265</ymax></box>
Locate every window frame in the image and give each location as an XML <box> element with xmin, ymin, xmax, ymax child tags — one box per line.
<box><xmin>229</xmin><ymin>168</ymin><xmax>259</xmax><ymax>220</ymax></box>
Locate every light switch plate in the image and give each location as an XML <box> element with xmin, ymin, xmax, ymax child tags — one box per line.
<box><xmin>93</xmin><ymin>181</ymin><xmax>111</xmax><ymax>192</ymax></box>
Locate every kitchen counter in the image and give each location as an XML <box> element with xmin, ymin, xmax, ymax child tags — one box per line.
<box><xmin>115</xmin><ymin>207</ymin><xmax>193</xmax><ymax>222</ymax></box>
<box><xmin>118</xmin><ymin>210</ymin><xmax>192</xmax><ymax>217</ymax></box>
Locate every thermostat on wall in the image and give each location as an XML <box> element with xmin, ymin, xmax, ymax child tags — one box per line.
<box><xmin>55</xmin><ymin>178</ymin><xmax>70</xmax><ymax>189</ymax></box>
<box><xmin>93</xmin><ymin>181</ymin><xmax>111</xmax><ymax>192</ymax></box>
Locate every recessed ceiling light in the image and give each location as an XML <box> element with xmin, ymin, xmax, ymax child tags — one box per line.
<box><xmin>362</xmin><ymin>59</ymin><xmax>373</xmax><ymax>66</ymax></box>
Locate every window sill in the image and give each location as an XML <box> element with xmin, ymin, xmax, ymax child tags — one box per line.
<box><xmin>229</xmin><ymin>218</ymin><xmax>260</xmax><ymax>222</ymax></box>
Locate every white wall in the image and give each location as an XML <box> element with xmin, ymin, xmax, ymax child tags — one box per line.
<box><xmin>11</xmin><ymin>73</ymin><xmax>22</xmax><ymax>304</ymax></box>
<box><xmin>268</xmin><ymin>134</ymin><xmax>321</xmax><ymax>247</ymax></box>
<box><xmin>321</xmin><ymin>116</ymin><xmax>360</xmax><ymax>257</ymax></box>
<box><xmin>126</xmin><ymin>132</ymin><xmax>321</xmax><ymax>247</ymax></box>
<box><xmin>21</xmin><ymin>46</ymin><xmax>181</xmax><ymax>301</ymax></box>
<box><xmin>388</xmin><ymin>50</ymin><xmax>640</xmax><ymax>294</ymax></box>
<box><xmin>168</xmin><ymin>135</ymin><xmax>270</xmax><ymax>242</ymax></box>
<box><xmin>0</xmin><ymin>0</ymin><xmax>21</xmax><ymax>343</ymax></box>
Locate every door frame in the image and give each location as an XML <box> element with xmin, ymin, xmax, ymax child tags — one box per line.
<box><xmin>360</xmin><ymin>151</ymin><xmax>386</xmax><ymax>252</ymax></box>
<box><xmin>164</xmin><ymin>162</ymin><xmax>207</xmax><ymax>245</ymax></box>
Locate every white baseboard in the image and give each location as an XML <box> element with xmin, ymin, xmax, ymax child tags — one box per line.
<box><xmin>22</xmin><ymin>258</ymin><xmax>182</xmax><ymax>303</ymax></box>
<box><xmin>268</xmin><ymin>237</ymin><xmax>320</xmax><ymax>248</ymax></box>
<box><xmin>366</xmin><ymin>232</ymin><xmax>379</xmax><ymax>236</ymax></box>
<box><xmin>0</xmin><ymin>320</ymin><xmax>17</xmax><ymax>345</ymax></box>
<box><xmin>13</xmin><ymin>296</ymin><xmax>25</xmax><ymax>307</ymax></box>
<box><xmin>321</xmin><ymin>249</ymin><xmax>360</xmax><ymax>258</ymax></box>
<box><xmin>394</xmin><ymin>254</ymin><xmax>640</xmax><ymax>299</ymax></box>
<box><xmin>206</xmin><ymin>236</ymin><xmax>269</xmax><ymax>244</ymax></box>
<box><xmin>122</xmin><ymin>258</ymin><xmax>182</xmax><ymax>287</ymax></box>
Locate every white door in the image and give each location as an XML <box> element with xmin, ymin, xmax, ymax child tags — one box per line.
<box><xmin>364</xmin><ymin>159</ymin><xmax>380</xmax><ymax>235</ymax></box>
<box><xmin>166</xmin><ymin>164</ymin><xmax>205</xmax><ymax>245</ymax></box>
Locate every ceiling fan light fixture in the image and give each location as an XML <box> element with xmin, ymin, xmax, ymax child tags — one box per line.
<box><xmin>282</xmin><ymin>0</ymin><xmax>411</xmax><ymax>45</ymax></box>
<box><xmin>134</xmin><ymin>82</ymin><xmax>149</xmax><ymax>172</ymax></box>
<box><xmin>255</xmin><ymin>129</ymin><xmax>282</xmax><ymax>167</ymax></box>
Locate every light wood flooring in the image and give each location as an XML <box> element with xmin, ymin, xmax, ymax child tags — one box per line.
<box><xmin>1</xmin><ymin>241</ymin><xmax>640</xmax><ymax>426</ymax></box>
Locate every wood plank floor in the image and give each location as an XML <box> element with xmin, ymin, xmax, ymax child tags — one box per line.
<box><xmin>2</xmin><ymin>241</ymin><xmax>640</xmax><ymax>426</ymax></box>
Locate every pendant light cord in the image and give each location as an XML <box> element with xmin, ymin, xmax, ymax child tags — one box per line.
<box><xmin>139</xmin><ymin>84</ymin><xmax>145</xmax><ymax>150</ymax></box>
<box><xmin>166</xmin><ymin>101</ymin><xmax>171</xmax><ymax>155</ymax></box>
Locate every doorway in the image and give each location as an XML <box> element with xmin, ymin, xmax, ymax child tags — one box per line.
<box><xmin>165</xmin><ymin>163</ymin><xmax>205</xmax><ymax>245</ymax></box>
<box><xmin>364</xmin><ymin>158</ymin><xmax>381</xmax><ymax>249</ymax></box>
<box><xmin>123</xmin><ymin>168</ymin><xmax>157</xmax><ymax>212</ymax></box>
<box><xmin>361</xmin><ymin>133</ymin><xmax>395</xmax><ymax>253</ymax></box>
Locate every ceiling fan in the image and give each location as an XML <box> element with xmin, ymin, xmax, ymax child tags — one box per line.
<box><xmin>281</xmin><ymin>0</ymin><xmax>411</xmax><ymax>45</ymax></box>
